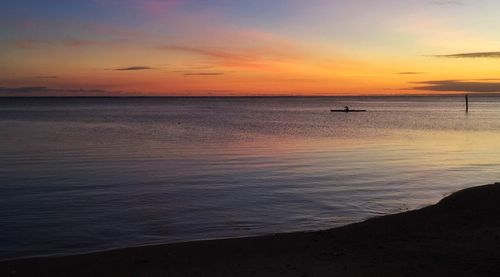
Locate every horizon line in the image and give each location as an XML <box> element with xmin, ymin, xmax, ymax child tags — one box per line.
<box><xmin>0</xmin><ymin>93</ymin><xmax>497</xmax><ymax>98</ymax></box>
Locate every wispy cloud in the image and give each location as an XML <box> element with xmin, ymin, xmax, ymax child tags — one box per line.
<box><xmin>397</xmin><ymin>72</ymin><xmax>425</xmax><ymax>75</ymax></box>
<box><xmin>183</xmin><ymin>72</ymin><xmax>224</xmax><ymax>76</ymax></box>
<box><xmin>162</xmin><ymin>45</ymin><xmax>256</xmax><ymax>61</ymax></box>
<box><xmin>13</xmin><ymin>38</ymin><xmax>127</xmax><ymax>49</ymax></box>
<box><xmin>0</xmin><ymin>86</ymin><xmax>51</xmax><ymax>94</ymax></box>
<box><xmin>0</xmin><ymin>86</ymin><xmax>114</xmax><ymax>95</ymax></box>
<box><xmin>411</xmin><ymin>80</ymin><xmax>500</xmax><ymax>92</ymax></box>
<box><xmin>160</xmin><ymin>44</ymin><xmax>297</xmax><ymax>71</ymax></box>
<box><xmin>34</xmin><ymin>76</ymin><xmax>58</xmax><ymax>79</ymax></box>
<box><xmin>432</xmin><ymin>52</ymin><xmax>500</xmax><ymax>58</ymax></box>
<box><xmin>113</xmin><ymin>66</ymin><xmax>154</xmax><ymax>71</ymax></box>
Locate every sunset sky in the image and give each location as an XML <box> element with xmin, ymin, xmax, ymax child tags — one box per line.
<box><xmin>2</xmin><ymin>0</ymin><xmax>500</xmax><ymax>96</ymax></box>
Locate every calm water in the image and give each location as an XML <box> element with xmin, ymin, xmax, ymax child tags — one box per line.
<box><xmin>2</xmin><ymin>96</ymin><xmax>500</xmax><ymax>260</ymax></box>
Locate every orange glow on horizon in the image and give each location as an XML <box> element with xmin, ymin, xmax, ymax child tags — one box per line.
<box><xmin>4</xmin><ymin>1</ymin><xmax>500</xmax><ymax>96</ymax></box>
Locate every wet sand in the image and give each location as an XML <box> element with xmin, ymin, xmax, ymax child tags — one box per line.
<box><xmin>2</xmin><ymin>183</ymin><xmax>500</xmax><ymax>276</ymax></box>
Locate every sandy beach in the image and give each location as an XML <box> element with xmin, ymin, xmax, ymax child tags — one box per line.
<box><xmin>2</xmin><ymin>183</ymin><xmax>500</xmax><ymax>276</ymax></box>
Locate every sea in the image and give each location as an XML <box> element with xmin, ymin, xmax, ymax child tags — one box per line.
<box><xmin>2</xmin><ymin>96</ymin><xmax>500</xmax><ymax>260</ymax></box>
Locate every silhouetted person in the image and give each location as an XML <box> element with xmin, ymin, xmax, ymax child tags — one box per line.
<box><xmin>344</xmin><ymin>105</ymin><xmax>349</xmax><ymax>112</ymax></box>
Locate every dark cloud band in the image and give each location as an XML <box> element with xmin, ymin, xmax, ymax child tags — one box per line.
<box><xmin>183</xmin><ymin>72</ymin><xmax>224</xmax><ymax>76</ymax></box>
<box><xmin>433</xmin><ymin>52</ymin><xmax>500</xmax><ymax>58</ymax></box>
<box><xmin>0</xmin><ymin>86</ymin><xmax>112</xmax><ymax>95</ymax></box>
<box><xmin>412</xmin><ymin>80</ymin><xmax>500</xmax><ymax>92</ymax></box>
<box><xmin>397</xmin><ymin>72</ymin><xmax>425</xmax><ymax>75</ymax></box>
<box><xmin>114</xmin><ymin>66</ymin><xmax>153</xmax><ymax>71</ymax></box>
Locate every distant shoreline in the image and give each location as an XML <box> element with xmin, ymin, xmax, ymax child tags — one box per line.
<box><xmin>1</xmin><ymin>94</ymin><xmax>500</xmax><ymax>99</ymax></box>
<box><xmin>2</xmin><ymin>183</ymin><xmax>500</xmax><ymax>276</ymax></box>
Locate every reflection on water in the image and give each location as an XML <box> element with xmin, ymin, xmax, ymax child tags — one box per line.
<box><xmin>1</xmin><ymin>96</ymin><xmax>500</xmax><ymax>259</ymax></box>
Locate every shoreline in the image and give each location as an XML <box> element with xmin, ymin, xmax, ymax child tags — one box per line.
<box><xmin>3</xmin><ymin>183</ymin><xmax>500</xmax><ymax>276</ymax></box>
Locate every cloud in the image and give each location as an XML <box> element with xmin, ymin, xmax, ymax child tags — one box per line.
<box><xmin>13</xmin><ymin>38</ymin><xmax>128</xmax><ymax>50</ymax></box>
<box><xmin>397</xmin><ymin>72</ymin><xmax>425</xmax><ymax>75</ymax></box>
<box><xmin>162</xmin><ymin>45</ymin><xmax>253</xmax><ymax>60</ymax></box>
<box><xmin>113</xmin><ymin>66</ymin><xmax>154</xmax><ymax>71</ymax></box>
<box><xmin>183</xmin><ymin>72</ymin><xmax>224</xmax><ymax>76</ymax></box>
<box><xmin>34</xmin><ymin>76</ymin><xmax>58</xmax><ymax>79</ymax></box>
<box><xmin>160</xmin><ymin>44</ymin><xmax>296</xmax><ymax>71</ymax></box>
<box><xmin>432</xmin><ymin>52</ymin><xmax>500</xmax><ymax>58</ymax></box>
<box><xmin>0</xmin><ymin>86</ymin><xmax>115</xmax><ymax>96</ymax></box>
<box><xmin>0</xmin><ymin>86</ymin><xmax>51</xmax><ymax>94</ymax></box>
<box><xmin>411</xmin><ymin>80</ymin><xmax>500</xmax><ymax>92</ymax></box>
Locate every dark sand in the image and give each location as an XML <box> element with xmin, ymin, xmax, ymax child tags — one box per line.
<box><xmin>3</xmin><ymin>183</ymin><xmax>500</xmax><ymax>276</ymax></box>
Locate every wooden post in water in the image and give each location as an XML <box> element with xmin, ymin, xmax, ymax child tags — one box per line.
<box><xmin>466</xmin><ymin>94</ymin><xmax>469</xmax><ymax>113</ymax></box>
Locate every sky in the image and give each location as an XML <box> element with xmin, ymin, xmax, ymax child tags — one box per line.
<box><xmin>2</xmin><ymin>0</ymin><xmax>500</xmax><ymax>96</ymax></box>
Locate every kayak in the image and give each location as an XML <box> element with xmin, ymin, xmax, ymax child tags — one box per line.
<box><xmin>330</xmin><ymin>110</ymin><xmax>366</xmax><ymax>112</ymax></box>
